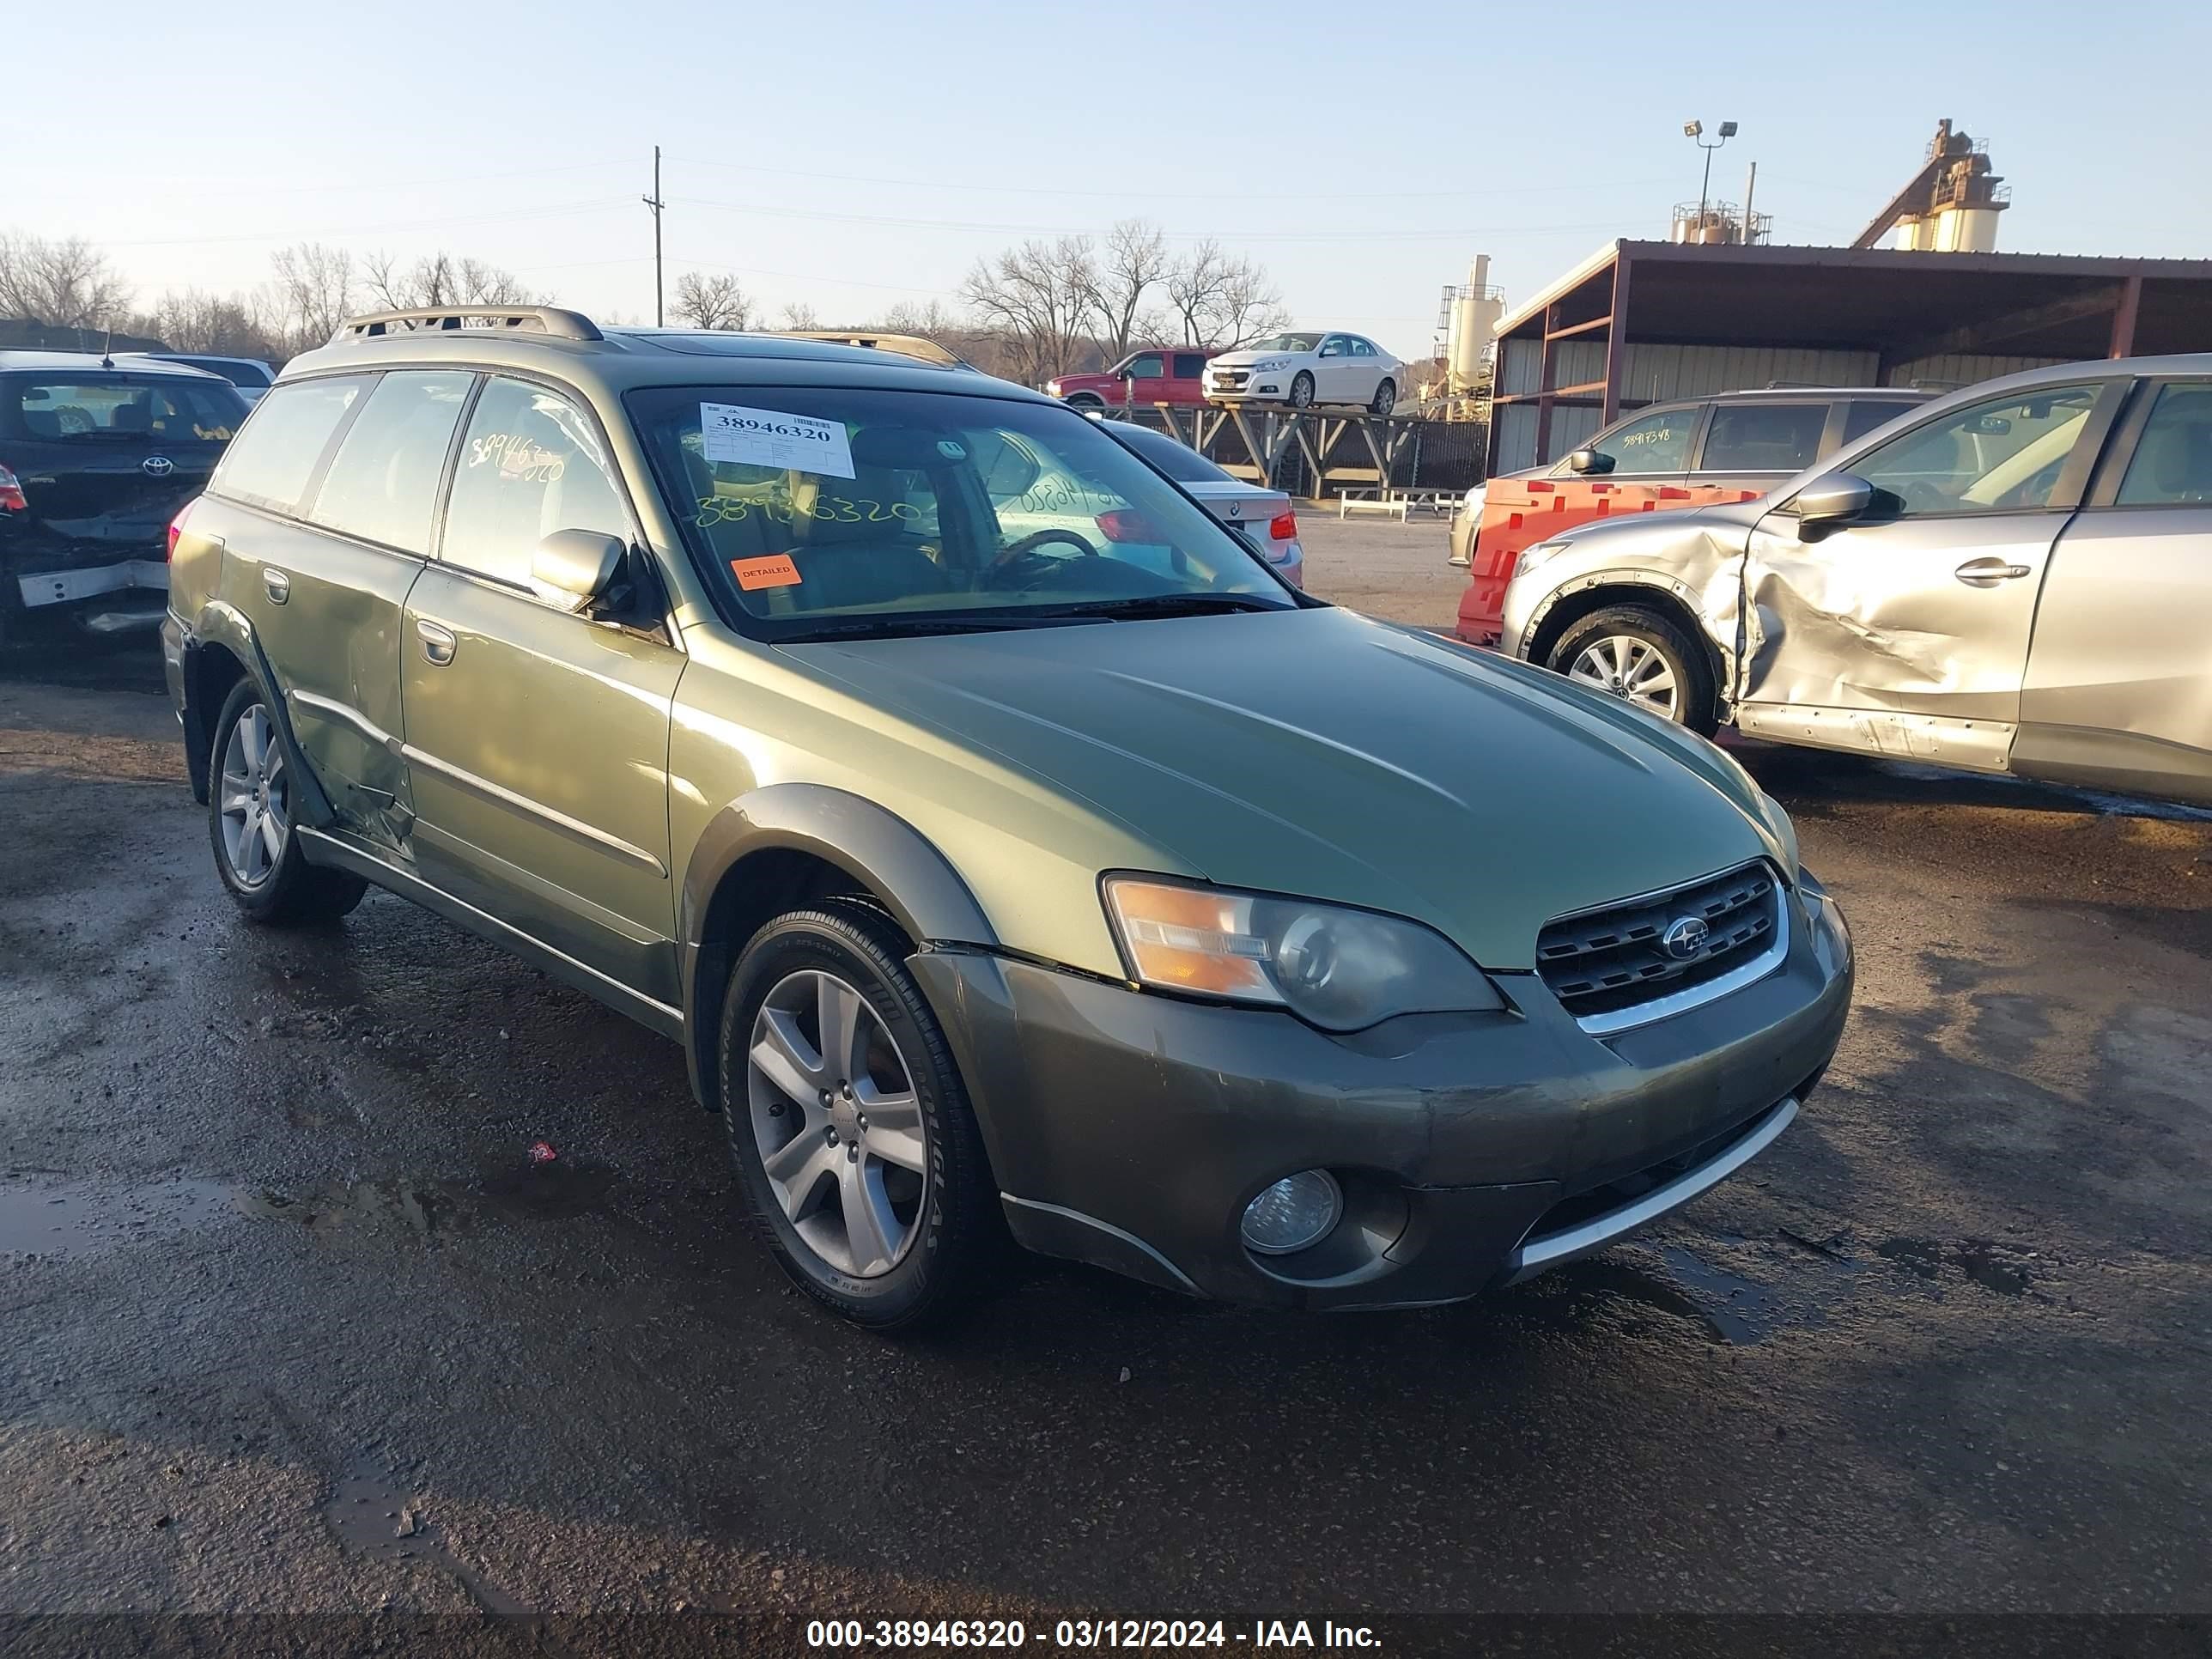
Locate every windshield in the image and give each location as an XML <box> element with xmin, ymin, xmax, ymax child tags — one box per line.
<box><xmin>629</xmin><ymin>386</ymin><xmax>1294</xmax><ymax>638</ymax></box>
<box><xmin>1245</xmin><ymin>334</ymin><xmax>1322</xmax><ymax>354</ymax></box>
<box><xmin>4</xmin><ymin>375</ymin><xmax>244</xmax><ymax>443</ymax></box>
<box><xmin>1103</xmin><ymin>420</ymin><xmax>1235</xmax><ymax>484</ymax></box>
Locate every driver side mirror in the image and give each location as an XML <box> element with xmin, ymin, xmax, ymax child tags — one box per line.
<box><xmin>531</xmin><ymin>529</ymin><xmax>628</xmax><ymax>614</ymax></box>
<box><xmin>1567</xmin><ymin>447</ymin><xmax>1613</xmax><ymax>476</ymax></box>
<box><xmin>1793</xmin><ymin>473</ymin><xmax>1875</xmax><ymax>539</ymax></box>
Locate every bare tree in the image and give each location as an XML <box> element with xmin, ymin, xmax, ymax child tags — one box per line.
<box><xmin>263</xmin><ymin>242</ymin><xmax>355</xmax><ymax>352</ymax></box>
<box><xmin>672</xmin><ymin>271</ymin><xmax>752</xmax><ymax>331</ymax></box>
<box><xmin>960</xmin><ymin>236</ymin><xmax>1097</xmax><ymax>385</ymax></box>
<box><xmin>779</xmin><ymin>300</ymin><xmax>820</xmax><ymax>330</ymax></box>
<box><xmin>150</xmin><ymin>290</ymin><xmax>280</xmax><ymax>357</ymax></box>
<box><xmin>0</xmin><ymin>232</ymin><xmax>130</xmax><ymax>329</ymax></box>
<box><xmin>1088</xmin><ymin>219</ymin><xmax>1172</xmax><ymax>360</ymax></box>
<box><xmin>364</xmin><ymin>251</ymin><xmax>538</xmax><ymax>311</ymax></box>
<box><xmin>1163</xmin><ymin>240</ymin><xmax>1291</xmax><ymax>349</ymax></box>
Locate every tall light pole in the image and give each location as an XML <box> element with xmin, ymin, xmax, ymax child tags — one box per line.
<box><xmin>642</xmin><ymin>145</ymin><xmax>665</xmax><ymax>325</ymax></box>
<box><xmin>1684</xmin><ymin>119</ymin><xmax>1738</xmax><ymax>237</ymax></box>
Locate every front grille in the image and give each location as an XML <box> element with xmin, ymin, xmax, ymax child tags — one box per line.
<box><xmin>1536</xmin><ymin>861</ymin><xmax>1782</xmax><ymax>1026</ymax></box>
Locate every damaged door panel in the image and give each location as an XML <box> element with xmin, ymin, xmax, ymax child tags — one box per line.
<box><xmin>1732</xmin><ymin>380</ymin><xmax>2120</xmax><ymax>770</ymax></box>
<box><xmin>1734</xmin><ymin>508</ymin><xmax>2061</xmax><ymax>769</ymax></box>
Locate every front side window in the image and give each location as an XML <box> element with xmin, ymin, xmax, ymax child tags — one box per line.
<box><xmin>210</xmin><ymin>375</ymin><xmax>368</xmax><ymax>513</ymax></box>
<box><xmin>306</xmin><ymin>371</ymin><xmax>473</xmax><ymax>556</ymax></box>
<box><xmin>1318</xmin><ymin>336</ymin><xmax>1348</xmax><ymax>358</ymax></box>
<box><xmin>9</xmin><ymin>375</ymin><xmax>244</xmax><ymax>444</ymax></box>
<box><xmin>1577</xmin><ymin>407</ymin><xmax>1695</xmax><ymax>477</ymax></box>
<box><xmin>1846</xmin><ymin>383</ymin><xmax>2101</xmax><ymax>516</ymax></box>
<box><xmin>2115</xmin><ymin>383</ymin><xmax>2212</xmax><ymax>506</ymax></box>
<box><xmin>441</xmin><ymin>377</ymin><xmax>630</xmax><ymax>587</ymax></box>
<box><xmin>629</xmin><ymin>386</ymin><xmax>1290</xmax><ymax>637</ymax></box>
<box><xmin>1126</xmin><ymin>353</ymin><xmax>1165</xmax><ymax>380</ymax></box>
<box><xmin>1698</xmin><ymin>403</ymin><xmax>1826</xmax><ymax>473</ymax></box>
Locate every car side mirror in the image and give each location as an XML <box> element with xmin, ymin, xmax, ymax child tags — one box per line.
<box><xmin>1567</xmin><ymin>447</ymin><xmax>1613</xmax><ymax>475</ymax></box>
<box><xmin>1794</xmin><ymin>472</ymin><xmax>1875</xmax><ymax>538</ymax></box>
<box><xmin>531</xmin><ymin>529</ymin><xmax>628</xmax><ymax>613</ymax></box>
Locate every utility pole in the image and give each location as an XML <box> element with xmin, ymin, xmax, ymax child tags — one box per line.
<box><xmin>642</xmin><ymin>145</ymin><xmax>665</xmax><ymax>326</ymax></box>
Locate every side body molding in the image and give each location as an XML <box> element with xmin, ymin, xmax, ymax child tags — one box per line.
<box><xmin>678</xmin><ymin>782</ymin><xmax>1000</xmax><ymax>1105</ymax></box>
<box><xmin>183</xmin><ymin>599</ymin><xmax>338</xmax><ymax>831</ymax></box>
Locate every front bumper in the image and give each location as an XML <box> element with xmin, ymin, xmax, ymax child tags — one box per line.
<box><xmin>913</xmin><ymin>880</ymin><xmax>1852</xmax><ymax>1310</ymax></box>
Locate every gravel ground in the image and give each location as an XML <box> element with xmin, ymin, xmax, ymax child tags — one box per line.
<box><xmin>2</xmin><ymin>576</ymin><xmax>2208</xmax><ymax>1655</ymax></box>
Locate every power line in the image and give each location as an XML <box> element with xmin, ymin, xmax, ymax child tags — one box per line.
<box><xmin>102</xmin><ymin>198</ymin><xmax>635</xmax><ymax>249</ymax></box>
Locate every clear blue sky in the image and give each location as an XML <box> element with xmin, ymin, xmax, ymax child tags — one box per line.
<box><xmin>16</xmin><ymin>0</ymin><xmax>2210</xmax><ymax>355</ymax></box>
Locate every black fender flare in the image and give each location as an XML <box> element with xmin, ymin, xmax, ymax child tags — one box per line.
<box><xmin>181</xmin><ymin>601</ymin><xmax>337</xmax><ymax>830</ymax></box>
<box><xmin>678</xmin><ymin>782</ymin><xmax>998</xmax><ymax>1104</ymax></box>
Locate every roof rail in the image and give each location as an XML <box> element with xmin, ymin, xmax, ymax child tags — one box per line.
<box><xmin>333</xmin><ymin>306</ymin><xmax>604</xmax><ymax>344</ymax></box>
<box><xmin>769</xmin><ymin>330</ymin><xmax>968</xmax><ymax>369</ymax></box>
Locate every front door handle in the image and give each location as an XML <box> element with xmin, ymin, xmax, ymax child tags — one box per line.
<box><xmin>1954</xmin><ymin>556</ymin><xmax>2032</xmax><ymax>587</ymax></box>
<box><xmin>261</xmin><ymin>567</ymin><xmax>290</xmax><ymax>605</ymax></box>
<box><xmin>416</xmin><ymin>618</ymin><xmax>457</xmax><ymax>666</ymax></box>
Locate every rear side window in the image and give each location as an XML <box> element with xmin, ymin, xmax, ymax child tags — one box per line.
<box><xmin>1108</xmin><ymin>421</ymin><xmax>1234</xmax><ymax>484</ymax></box>
<box><xmin>2115</xmin><ymin>383</ymin><xmax>2212</xmax><ymax>506</ymax></box>
<box><xmin>441</xmin><ymin>376</ymin><xmax>629</xmax><ymax>587</ymax></box>
<box><xmin>1841</xmin><ymin>399</ymin><xmax>1922</xmax><ymax>445</ymax></box>
<box><xmin>7</xmin><ymin>375</ymin><xmax>244</xmax><ymax>443</ymax></box>
<box><xmin>306</xmin><ymin>372</ymin><xmax>474</xmax><ymax>555</ymax></box>
<box><xmin>1698</xmin><ymin>403</ymin><xmax>1826</xmax><ymax>472</ymax></box>
<box><xmin>1173</xmin><ymin>353</ymin><xmax>1208</xmax><ymax>379</ymax></box>
<box><xmin>212</xmin><ymin>376</ymin><xmax>369</xmax><ymax>514</ymax></box>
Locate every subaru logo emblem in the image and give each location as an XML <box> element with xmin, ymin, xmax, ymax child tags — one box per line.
<box><xmin>142</xmin><ymin>456</ymin><xmax>175</xmax><ymax>477</ymax></box>
<box><xmin>1662</xmin><ymin>916</ymin><xmax>1710</xmax><ymax>961</ymax></box>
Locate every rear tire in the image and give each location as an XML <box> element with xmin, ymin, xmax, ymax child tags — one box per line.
<box><xmin>720</xmin><ymin>898</ymin><xmax>1000</xmax><ymax>1331</ymax></box>
<box><xmin>1288</xmin><ymin>372</ymin><xmax>1316</xmax><ymax>410</ymax></box>
<box><xmin>207</xmin><ymin>680</ymin><xmax>367</xmax><ymax>925</ymax></box>
<box><xmin>1547</xmin><ymin>605</ymin><xmax>1718</xmax><ymax>735</ymax></box>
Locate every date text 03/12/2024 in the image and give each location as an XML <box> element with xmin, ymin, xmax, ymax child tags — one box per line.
<box><xmin>805</xmin><ymin>1619</ymin><xmax>1382</xmax><ymax>1649</ymax></box>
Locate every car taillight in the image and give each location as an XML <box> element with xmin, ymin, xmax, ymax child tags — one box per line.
<box><xmin>0</xmin><ymin>462</ymin><xmax>25</xmax><ymax>514</ymax></box>
<box><xmin>1095</xmin><ymin>508</ymin><xmax>1163</xmax><ymax>544</ymax></box>
<box><xmin>167</xmin><ymin>496</ymin><xmax>197</xmax><ymax>560</ymax></box>
<box><xmin>1267</xmin><ymin>510</ymin><xmax>1297</xmax><ymax>541</ymax></box>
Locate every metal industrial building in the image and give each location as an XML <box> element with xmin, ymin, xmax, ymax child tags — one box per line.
<box><xmin>1486</xmin><ymin>240</ymin><xmax>2212</xmax><ymax>476</ymax></box>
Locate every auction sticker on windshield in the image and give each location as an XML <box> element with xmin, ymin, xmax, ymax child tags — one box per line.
<box><xmin>701</xmin><ymin>403</ymin><xmax>855</xmax><ymax>479</ymax></box>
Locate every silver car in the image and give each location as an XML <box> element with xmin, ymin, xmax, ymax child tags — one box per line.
<box><xmin>1502</xmin><ymin>356</ymin><xmax>2212</xmax><ymax>805</ymax></box>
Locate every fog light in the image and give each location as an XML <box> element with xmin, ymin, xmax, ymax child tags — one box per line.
<box><xmin>1240</xmin><ymin>1170</ymin><xmax>1342</xmax><ymax>1255</ymax></box>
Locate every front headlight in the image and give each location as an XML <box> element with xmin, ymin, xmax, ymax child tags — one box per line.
<box><xmin>1254</xmin><ymin>358</ymin><xmax>1291</xmax><ymax>373</ymax></box>
<box><xmin>1513</xmin><ymin>538</ymin><xmax>1572</xmax><ymax>580</ymax></box>
<box><xmin>1103</xmin><ymin>877</ymin><xmax>1503</xmax><ymax>1031</ymax></box>
<box><xmin>1757</xmin><ymin>790</ymin><xmax>1801</xmax><ymax>878</ymax></box>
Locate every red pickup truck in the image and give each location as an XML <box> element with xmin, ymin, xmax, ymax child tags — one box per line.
<box><xmin>1046</xmin><ymin>349</ymin><xmax>1218</xmax><ymax>410</ymax></box>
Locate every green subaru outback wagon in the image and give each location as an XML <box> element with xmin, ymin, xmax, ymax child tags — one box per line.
<box><xmin>161</xmin><ymin>306</ymin><xmax>1852</xmax><ymax>1328</ymax></box>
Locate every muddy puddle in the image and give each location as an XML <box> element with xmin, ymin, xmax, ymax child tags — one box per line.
<box><xmin>325</xmin><ymin>1455</ymin><xmax>531</xmax><ymax>1615</ymax></box>
<box><xmin>0</xmin><ymin>1176</ymin><xmax>240</xmax><ymax>1260</ymax></box>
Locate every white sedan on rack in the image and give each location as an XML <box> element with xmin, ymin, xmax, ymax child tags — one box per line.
<box><xmin>1202</xmin><ymin>331</ymin><xmax>1404</xmax><ymax>414</ymax></box>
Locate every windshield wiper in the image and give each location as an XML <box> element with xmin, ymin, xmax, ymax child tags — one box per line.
<box><xmin>775</xmin><ymin>613</ymin><xmax>1089</xmax><ymax>643</ymax></box>
<box><xmin>1024</xmin><ymin>592</ymin><xmax>1296</xmax><ymax>622</ymax></box>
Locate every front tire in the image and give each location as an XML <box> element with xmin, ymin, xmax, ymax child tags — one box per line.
<box><xmin>1547</xmin><ymin>605</ymin><xmax>1718</xmax><ymax>734</ymax></box>
<box><xmin>1369</xmin><ymin>378</ymin><xmax>1397</xmax><ymax>416</ymax></box>
<box><xmin>207</xmin><ymin>680</ymin><xmax>367</xmax><ymax>925</ymax></box>
<box><xmin>720</xmin><ymin>898</ymin><xmax>998</xmax><ymax>1331</ymax></box>
<box><xmin>1064</xmin><ymin>392</ymin><xmax>1104</xmax><ymax>410</ymax></box>
<box><xmin>1287</xmin><ymin>371</ymin><xmax>1316</xmax><ymax>410</ymax></box>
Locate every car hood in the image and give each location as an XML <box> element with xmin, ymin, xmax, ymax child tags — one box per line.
<box><xmin>783</xmin><ymin>607</ymin><xmax>1783</xmax><ymax>969</ymax></box>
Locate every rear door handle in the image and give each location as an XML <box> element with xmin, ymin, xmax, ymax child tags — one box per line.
<box><xmin>416</xmin><ymin>618</ymin><xmax>457</xmax><ymax>665</ymax></box>
<box><xmin>261</xmin><ymin>567</ymin><xmax>290</xmax><ymax>605</ymax></box>
<box><xmin>1954</xmin><ymin>556</ymin><xmax>2032</xmax><ymax>587</ymax></box>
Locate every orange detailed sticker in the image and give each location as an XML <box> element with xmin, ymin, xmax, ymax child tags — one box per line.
<box><xmin>731</xmin><ymin>555</ymin><xmax>801</xmax><ymax>591</ymax></box>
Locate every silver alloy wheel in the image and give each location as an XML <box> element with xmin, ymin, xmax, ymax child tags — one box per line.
<box><xmin>1371</xmin><ymin>380</ymin><xmax>1395</xmax><ymax>416</ymax></box>
<box><xmin>1289</xmin><ymin>373</ymin><xmax>1315</xmax><ymax>409</ymax></box>
<box><xmin>217</xmin><ymin>703</ymin><xmax>289</xmax><ymax>886</ymax></box>
<box><xmin>747</xmin><ymin>969</ymin><xmax>929</xmax><ymax>1279</ymax></box>
<box><xmin>1566</xmin><ymin>635</ymin><xmax>1680</xmax><ymax>719</ymax></box>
